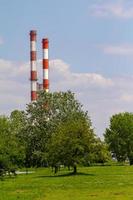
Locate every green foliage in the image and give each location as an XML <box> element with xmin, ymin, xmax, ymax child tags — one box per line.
<box><xmin>23</xmin><ymin>90</ymin><xmax>110</xmax><ymax>169</ymax></box>
<box><xmin>86</xmin><ymin>139</ymin><xmax>111</xmax><ymax>165</ymax></box>
<box><xmin>25</xmin><ymin>90</ymin><xmax>93</xmax><ymax>168</ymax></box>
<box><xmin>47</xmin><ymin>112</ymin><xmax>95</xmax><ymax>173</ymax></box>
<box><xmin>9</xmin><ymin>110</ymin><xmax>26</xmax><ymax>167</ymax></box>
<box><xmin>0</xmin><ymin>90</ymin><xmax>111</xmax><ymax>173</ymax></box>
<box><xmin>104</xmin><ymin>112</ymin><xmax>133</xmax><ymax>164</ymax></box>
<box><xmin>0</xmin><ymin>116</ymin><xmax>12</xmax><ymax>168</ymax></box>
<box><xmin>0</xmin><ymin>110</ymin><xmax>26</xmax><ymax>173</ymax></box>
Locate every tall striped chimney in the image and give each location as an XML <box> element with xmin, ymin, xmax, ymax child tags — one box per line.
<box><xmin>30</xmin><ymin>30</ymin><xmax>37</xmax><ymax>101</ymax></box>
<box><xmin>42</xmin><ymin>38</ymin><xmax>49</xmax><ymax>92</ymax></box>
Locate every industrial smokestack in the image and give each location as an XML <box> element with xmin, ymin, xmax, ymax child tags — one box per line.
<box><xmin>42</xmin><ymin>38</ymin><xmax>49</xmax><ymax>92</ymax></box>
<box><xmin>30</xmin><ymin>30</ymin><xmax>37</xmax><ymax>101</ymax></box>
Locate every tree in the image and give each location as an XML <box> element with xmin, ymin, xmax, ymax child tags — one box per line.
<box><xmin>88</xmin><ymin>139</ymin><xmax>111</xmax><ymax>165</ymax></box>
<box><xmin>0</xmin><ymin>115</ymin><xmax>16</xmax><ymax>173</ymax></box>
<box><xmin>9</xmin><ymin>110</ymin><xmax>27</xmax><ymax>167</ymax></box>
<box><xmin>47</xmin><ymin>112</ymin><xmax>95</xmax><ymax>174</ymax></box>
<box><xmin>24</xmin><ymin>90</ymin><xmax>94</xmax><ymax>168</ymax></box>
<box><xmin>0</xmin><ymin>116</ymin><xmax>11</xmax><ymax>160</ymax></box>
<box><xmin>0</xmin><ymin>110</ymin><xmax>26</xmax><ymax>175</ymax></box>
<box><xmin>104</xmin><ymin>112</ymin><xmax>133</xmax><ymax>165</ymax></box>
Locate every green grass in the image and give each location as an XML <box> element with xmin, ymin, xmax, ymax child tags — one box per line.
<box><xmin>1</xmin><ymin>166</ymin><xmax>133</xmax><ymax>200</ymax></box>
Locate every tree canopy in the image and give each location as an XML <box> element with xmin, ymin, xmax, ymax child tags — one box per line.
<box><xmin>24</xmin><ymin>90</ymin><xmax>105</xmax><ymax>171</ymax></box>
<box><xmin>47</xmin><ymin>111</ymin><xmax>95</xmax><ymax>173</ymax></box>
<box><xmin>0</xmin><ymin>111</ymin><xmax>26</xmax><ymax>172</ymax></box>
<box><xmin>104</xmin><ymin>112</ymin><xmax>133</xmax><ymax>164</ymax></box>
<box><xmin>0</xmin><ymin>90</ymin><xmax>111</xmax><ymax>176</ymax></box>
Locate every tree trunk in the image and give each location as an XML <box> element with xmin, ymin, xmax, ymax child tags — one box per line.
<box><xmin>129</xmin><ymin>158</ymin><xmax>133</xmax><ymax>165</ymax></box>
<box><xmin>73</xmin><ymin>163</ymin><xmax>77</xmax><ymax>174</ymax></box>
<box><xmin>54</xmin><ymin>165</ymin><xmax>58</xmax><ymax>174</ymax></box>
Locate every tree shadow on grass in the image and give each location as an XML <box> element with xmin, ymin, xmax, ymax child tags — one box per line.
<box><xmin>35</xmin><ymin>172</ymin><xmax>95</xmax><ymax>178</ymax></box>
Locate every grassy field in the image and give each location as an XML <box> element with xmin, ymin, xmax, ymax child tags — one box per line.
<box><xmin>0</xmin><ymin>166</ymin><xmax>133</xmax><ymax>200</ymax></box>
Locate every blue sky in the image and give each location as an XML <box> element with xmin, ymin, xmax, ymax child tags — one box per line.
<box><xmin>1</xmin><ymin>0</ymin><xmax>133</xmax><ymax>137</ymax></box>
<box><xmin>0</xmin><ymin>0</ymin><xmax>133</xmax><ymax>76</ymax></box>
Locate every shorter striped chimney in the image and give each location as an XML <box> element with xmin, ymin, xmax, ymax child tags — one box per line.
<box><xmin>42</xmin><ymin>38</ymin><xmax>49</xmax><ymax>92</ymax></box>
<box><xmin>30</xmin><ymin>30</ymin><xmax>37</xmax><ymax>101</ymax></box>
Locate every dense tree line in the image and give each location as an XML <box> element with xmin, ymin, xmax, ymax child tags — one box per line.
<box><xmin>1</xmin><ymin>91</ymin><xmax>133</xmax><ymax>176</ymax></box>
<box><xmin>0</xmin><ymin>91</ymin><xmax>110</xmax><ymax>175</ymax></box>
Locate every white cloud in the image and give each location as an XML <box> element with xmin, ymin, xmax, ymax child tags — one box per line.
<box><xmin>0</xmin><ymin>59</ymin><xmax>29</xmax><ymax>81</ymax></box>
<box><xmin>0</xmin><ymin>59</ymin><xmax>29</xmax><ymax>115</ymax></box>
<box><xmin>101</xmin><ymin>44</ymin><xmax>133</xmax><ymax>56</ymax></box>
<box><xmin>49</xmin><ymin>60</ymin><xmax>133</xmax><ymax>137</ymax></box>
<box><xmin>90</xmin><ymin>1</ymin><xmax>133</xmax><ymax>19</ymax></box>
<box><xmin>49</xmin><ymin>59</ymin><xmax>113</xmax><ymax>90</ymax></box>
<box><xmin>0</xmin><ymin>58</ymin><xmax>133</xmax><ymax>138</ymax></box>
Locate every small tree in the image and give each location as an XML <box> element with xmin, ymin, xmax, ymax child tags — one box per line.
<box><xmin>104</xmin><ymin>112</ymin><xmax>133</xmax><ymax>165</ymax></box>
<box><xmin>9</xmin><ymin>110</ymin><xmax>26</xmax><ymax>167</ymax></box>
<box><xmin>0</xmin><ymin>115</ymin><xmax>19</xmax><ymax>173</ymax></box>
<box><xmin>47</xmin><ymin>112</ymin><xmax>95</xmax><ymax>174</ymax></box>
<box><xmin>88</xmin><ymin>139</ymin><xmax>111</xmax><ymax>164</ymax></box>
<box><xmin>0</xmin><ymin>111</ymin><xmax>27</xmax><ymax>173</ymax></box>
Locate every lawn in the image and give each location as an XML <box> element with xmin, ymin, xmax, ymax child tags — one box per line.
<box><xmin>0</xmin><ymin>166</ymin><xmax>133</xmax><ymax>200</ymax></box>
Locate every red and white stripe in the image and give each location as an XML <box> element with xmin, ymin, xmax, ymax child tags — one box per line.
<box><xmin>30</xmin><ymin>30</ymin><xmax>37</xmax><ymax>101</ymax></box>
<box><xmin>42</xmin><ymin>38</ymin><xmax>49</xmax><ymax>92</ymax></box>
